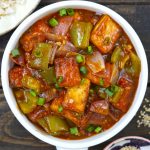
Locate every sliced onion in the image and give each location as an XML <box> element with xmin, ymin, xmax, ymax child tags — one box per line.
<box><xmin>45</xmin><ymin>33</ymin><xmax>66</xmax><ymax>42</ymax></box>
<box><xmin>10</xmin><ymin>51</ymin><xmax>25</xmax><ymax>66</ymax></box>
<box><xmin>49</xmin><ymin>44</ymin><xmax>58</xmax><ymax>64</ymax></box>
<box><xmin>86</xmin><ymin>51</ymin><xmax>105</xmax><ymax>73</ymax></box>
<box><xmin>110</xmin><ymin>63</ymin><xmax>119</xmax><ymax>84</ymax></box>
<box><xmin>55</xmin><ymin>41</ymin><xmax>77</xmax><ymax>57</ymax></box>
<box><xmin>63</xmin><ymin>41</ymin><xmax>77</xmax><ymax>52</ymax></box>
<box><xmin>90</xmin><ymin>100</ymin><xmax>109</xmax><ymax>115</ymax></box>
<box><xmin>52</xmin><ymin>16</ymin><xmax>73</xmax><ymax>36</ymax></box>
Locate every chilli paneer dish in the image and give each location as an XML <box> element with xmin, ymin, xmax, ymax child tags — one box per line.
<box><xmin>9</xmin><ymin>9</ymin><xmax>141</xmax><ymax>139</ymax></box>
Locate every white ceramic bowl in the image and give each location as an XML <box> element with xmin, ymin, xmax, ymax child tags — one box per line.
<box><xmin>1</xmin><ymin>1</ymin><xmax>148</xmax><ymax>150</ymax></box>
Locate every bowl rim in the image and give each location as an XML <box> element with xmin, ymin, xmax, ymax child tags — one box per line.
<box><xmin>1</xmin><ymin>1</ymin><xmax>148</xmax><ymax>149</ymax></box>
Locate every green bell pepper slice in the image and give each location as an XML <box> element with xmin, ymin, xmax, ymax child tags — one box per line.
<box><xmin>37</xmin><ymin>118</ymin><xmax>50</xmax><ymax>133</ymax></box>
<box><xmin>130</xmin><ymin>52</ymin><xmax>141</xmax><ymax>76</ymax></box>
<box><xmin>22</xmin><ymin>75</ymin><xmax>41</xmax><ymax>93</ymax></box>
<box><xmin>111</xmin><ymin>46</ymin><xmax>122</xmax><ymax>63</ymax></box>
<box><xmin>30</xmin><ymin>43</ymin><xmax>52</xmax><ymax>70</ymax></box>
<box><xmin>119</xmin><ymin>55</ymin><xmax>129</xmax><ymax>69</ymax></box>
<box><xmin>70</xmin><ymin>21</ymin><xmax>93</xmax><ymax>49</ymax></box>
<box><xmin>39</xmin><ymin>67</ymin><xmax>56</xmax><ymax>85</ymax></box>
<box><xmin>45</xmin><ymin>115</ymin><xmax>69</xmax><ymax>133</ymax></box>
<box><xmin>109</xmin><ymin>86</ymin><xmax>124</xmax><ymax>103</ymax></box>
<box><xmin>17</xmin><ymin>91</ymin><xmax>38</xmax><ymax>114</ymax></box>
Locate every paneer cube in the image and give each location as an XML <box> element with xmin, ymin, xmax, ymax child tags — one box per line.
<box><xmin>86</xmin><ymin>63</ymin><xmax>112</xmax><ymax>87</ymax></box>
<box><xmin>50</xmin><ymin>97</ymin><xmax>81</xmax><ymax>126</ymax></box>
<box><xmin>50</xmin><ymin>97</ymin><xmax>64</xmax><ymax>113</ymax></box>
<box><xmin>62</xmin><ymin>110</ymin><xmax>81</xmax><ymax>126</ymax></box>
<box><xmin>91</xmin><ymin>15</ymin><xmax>122</xmax><ymax>53</ymax></box>
<box><xmin>62</xmin><ymin>78</ymin><xmax>90</xmax><ymax>113</ymax></box>
<box><xmin>112</xmin><ymin>86</ymin><xmax>134</xmax><ymax>112</ymax></box>
<box><xmin>70</xmin><ymin>21</ymin><xmax>93</xmax><ymax>49</ymax></box>
<box><xmin>54</xmin><ymin>57</ymin><xmax>81</xmax><ymax>87</ymax></box>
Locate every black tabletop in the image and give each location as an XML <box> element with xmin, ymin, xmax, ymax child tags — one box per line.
<box><xmin>0</xmin><ymin>0</ymin><xmax>149</xmax><ymax>150</ymax></box>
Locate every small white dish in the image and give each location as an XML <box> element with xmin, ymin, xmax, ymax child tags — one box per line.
<box><xmin>0</xmin><ymin>0</ymin><xmax>41</xmax><ymax>36</ymax></box>
<box><xmin>104</xmin><ymin>136</ymin><xmax>150</xmax><ymax>150</ymax></box>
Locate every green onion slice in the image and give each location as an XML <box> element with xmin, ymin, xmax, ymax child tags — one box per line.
<box><xmin>55</xmin><ymin>83</ymin><xmax>60</xmax><ymax>89</ymax></box>
<box><xmin>58</xmin><ymin>105</ymin><xmax>63</xmax><ymax>112</ymax></box>
<box><xmin>11</xmin><ymin>48</ymin><xmax>20</xmax><ymax>57</ymax></box>
<box><xmin>80</xmin><ymin>66</ymin><xmax>88</xmax><ymax>75</ymax></box>
<box><xmin>37</xmin><ymin>98</ymin><xmax>45</xmax><ymax>106</ymax></box>
<box><xmin>67</xmin><ymin>8</ymin><xmax>74</xmax><ymax>16</ymax></box>
<box><xmin>94</xmin><ymin>126</ymin><xmax>102</xmax><ymax>133</ymax></box>
<box><xmin>59</xmin><ymin>8</ymin><xmax>67</xmax><ymax>16</ymax></box>
<box><xmin>105</xmin><ymin>88</ymin><xmax>114</xmax><ymax>97</ymax></box>
<box><xmin>70</xmin><ymin>127</ymin><xmax>79</xmax><ymax>135</ymax></box>
<box><xmin>99</xmin><ymin>78</ymin><xmax>104</xmax><ymax>86</ymax></box>
<box><xmin>87</xmin><ymin>46</ymin><xmax>93</xmax><ymax>54</ymax></box>
<box><xmin>30</xmin><ymin>90</ymin><xmax>36</xmax><ymax>97</ymax></box>
<box><xmin>58</xmin><ymin>76</ymin><xmax>63</xmax><ymax>83</ymax></box>
<box><xmin>49</xmin><ymin>18</ymin><xmax>58</xmax><ymax>27</ymax></box>
<box><xmin>76</xmin><ymin>54</ymin><xmax>84</xmax><ymax>63</ymax></box>
<box><xmin>86</xmin><ymin>124</ymin><xmax>95</xmax><ymax>132</ymax></box>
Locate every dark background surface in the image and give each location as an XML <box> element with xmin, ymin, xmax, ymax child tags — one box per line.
<box><xmin>0</xmin><ymin>0</ymin><xmax>149</xmax><ymax>150</ymax></box>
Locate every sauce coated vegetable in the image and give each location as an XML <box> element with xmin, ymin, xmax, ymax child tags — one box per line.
<box><xmin>9</xmin><ymin>9</ymin><xmax>140</xmax><ymax>140</ymax></box>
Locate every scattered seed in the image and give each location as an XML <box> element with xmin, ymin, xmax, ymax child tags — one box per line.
<box><xmin>136</xmin><ymin>98</ymin><xmax>150</xmax><ymax>131</ymax></box>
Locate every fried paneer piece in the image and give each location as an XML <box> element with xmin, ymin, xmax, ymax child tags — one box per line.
<box><xmin>9</xmin><ymin>67</ymin><xmax>24</xmax><ymax>88</ymax></box>
<box><xmin>50</xmin><ymin>97</ymin><xmax>81</xmax><ymax>126</ymax></box>
<box><xmin>91</xmin><ymin>15</ymin><xmax>122</xmax><ymax>53</ymax></box>
<box><xmin>50</xmin><ymin>97</ymin><xmax>63</xmax><ymax>113</ymax></box>
<box><xmin>20</xmin><ymin>32</ymin><xmax>46</xmax><ymax>52</ymax></box>
<box><xmin>54</xmin><ymin>57</ymin><xmax>81</xmax><ymax>87</ymax></box>
<box><xmin>20</xmin><ymin>20</ymin><xmax>51</xmax><ymax>52</ymax></box>
<box><xmin>86</xmin><ymin>63</ymin><xmax>112</xmax><ymax>87</ymax></box>
<box><xmin>62</xmin><ymin>78</ymin><xmax>90</xmax><ymax>113</ymax></box>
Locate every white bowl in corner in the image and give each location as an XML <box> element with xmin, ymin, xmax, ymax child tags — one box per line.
<box><xmin>1</xmin><ymin>1</ymin><xmax>148</xmax><ymax>150</ymax></box>
<box><xmin>0</xmin><ymin>0</ymin><xmax>41</xmax><ymax>36</ymax></box>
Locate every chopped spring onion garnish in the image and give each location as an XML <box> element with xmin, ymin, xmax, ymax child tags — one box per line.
<box><xmin>76</xmin><ymin>54</ymin><xmax>84</xmax><ymax>63</ymax></box>
<box><xmin>11</xmin><ymin>48</ymin><xmax>20</xmax><ymax>57</ymax></box>
<box><xmin>105</xmin><ymin>88</ymin><xmax>114</xmax><ymax>97</ymax></box>
<box><xmin>30</xmin><ymin>90</ymin><xmax>36</xmax><ymax>97</ymax></box>
<box><xmin>99</xmin><ymin>78</ymin><xmax>104</xmax><ymax>86</ymax></box>
<box><xmin>58</xmin><ymin>76</ymin><xmax>63</xmax><ymax>83</ymax></box>
<box><xmin>37</xmin><ymin>98</ymin><xmax>45</xmax><ymax>106</ymax></box>
<box><xmin>67</xmin><ymin>8</ymin><xmax>74</xmax><ymax>16</ymax></box>
<box><xmin>55</xmin><ymin>83</ymin><xmax>60</xmax><ymax>89</ymax></box>
<box><xmin>70</xmin><ymin>127</ymin><xmax>79</xmax><ymax>135</ymax></box>
<box><xmin>58</xmin><ymin>105</ymin><xmax>63</xmax><ymax>112</ymax></box>
<box><xmin>86</xmin><ymin>125</ymin><xmax>95</xmax><ymax>132</ymax></box>
<box><xmin>49</xmin><ymin>18</ymin><xmax>58</xmax><ymax>27</ymax></box>
<box><xmin>87</xmin><ymin>46</ymin><xmax>93</xmax><ymax>54</ymax></box>
<box><xmin>80</xmin><ymin>66</ymin><xmax>88</xmax><ymax>75</ymax></box>
<box><xmin>59</xmin><ymin>8</ymin><xmax>67</xmax><ymax>16</ymax></box>
<box><xmin>94</xmin><ymin>126</ymin><xmax>102</xmax><ymax>133</ymax></box>
<box><xmin>111</xmin><ymin>85</ymin><xmax>119</xmax><ymax>93</ymax></box>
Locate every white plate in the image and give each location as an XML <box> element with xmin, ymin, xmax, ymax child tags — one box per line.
<box><xmin>0</xmin><ymin>0</ymin><xmax>41</xmax><ymax>36</ymax></box>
